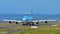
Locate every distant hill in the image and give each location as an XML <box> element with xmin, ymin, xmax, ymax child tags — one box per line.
<box><xmin>0</xmin><ymin>14</ymin><xmax>60</xmax><ymax>21</ymax></box>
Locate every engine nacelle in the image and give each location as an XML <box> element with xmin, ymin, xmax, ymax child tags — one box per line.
<box><xmin>45</xmin><ymin>21</ymin><xmax>48</xmax><ymax>23</ymax></box>
<box><xmin>9</xmin><ymin>21</ymin><xmax>12</xmax><ymax>23</ymax></box>
<box><xmin>36</xmin><ymin>22</ymin><xmax>39</xmax><ymax>24</ymax></box>
<box><xmin>16</xmin><ymin>22</ymin><xmax>18</xmax><ymax>24</ymax></box>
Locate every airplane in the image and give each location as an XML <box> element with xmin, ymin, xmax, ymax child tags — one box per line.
<box><xmin>3</xmin><ymin>18</ymin><xmax>56</xmax><ymax>26</ymax></box>
<box><xmin>3</xmin><ymin>10</ymin><xmax>50</xmax><ymax>26</ymax></box>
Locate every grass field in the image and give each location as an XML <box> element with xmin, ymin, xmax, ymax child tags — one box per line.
<box><xmin>10</xmin><ymin>26</ymin><xmax>60</xmax><ymax>34</ymax></box>
<box><xmin>0</xmin><ymin>26</ymin><xmax>60</xmax><ymax>34</ymax></box>
<box><xmin>0</xmin><ymin>22</ymin><xmax>60</xmax><ymax>34</ymax></box>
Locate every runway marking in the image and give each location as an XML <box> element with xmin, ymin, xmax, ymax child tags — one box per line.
<box><xmin>52</xmin><ymin>25</ymin><xmax>58</xmax><ymax>27</ymax></box>
<box><xmin>31</xmin><ymin>26</ymin><xmax>38</xmax><ymax>28</ymax></box>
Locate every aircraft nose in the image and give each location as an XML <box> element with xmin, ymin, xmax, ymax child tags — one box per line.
<box><xmin>22</xmin><ymin>16</ymin><xmax>33</xmax><ymax>21</ymax></box>
<box><xmin>22</xmin><ymin>17</ymin><xmax>27</xmax><ymax>21</ymax></box>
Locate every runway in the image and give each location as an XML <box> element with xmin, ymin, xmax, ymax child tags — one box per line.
<box><xmin>39</xmin><ymin>24</ymin><xmax>55</xmax><ymax>26</ymax></box>
<box><xmin>0</xmin><ymin>26</ymin><xmax>11</xmax><ymax>28</ymax></box>
<box><xmin>0</xmin><ymin>23</ymin><xmax>58</xmax><ymax>28</ymax></box>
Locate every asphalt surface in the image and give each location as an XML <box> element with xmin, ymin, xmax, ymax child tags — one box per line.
<box><xmin>0</xmin><ymin>26</ymin><xmax>11</xmax><ymax>28</ymax></box>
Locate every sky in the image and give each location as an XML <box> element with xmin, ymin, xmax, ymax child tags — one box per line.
<box><xmin>0</xmin><ymin>0</ymin><xmax>59</xmax><ymax>15</ymax></box>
